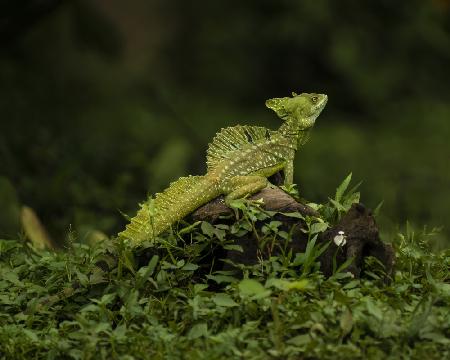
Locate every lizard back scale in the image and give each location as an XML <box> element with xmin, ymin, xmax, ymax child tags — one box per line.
<box><xmin>119</xmin><ymin>92</ymin><xmax>328</xmax><ymax>244</ymax></box>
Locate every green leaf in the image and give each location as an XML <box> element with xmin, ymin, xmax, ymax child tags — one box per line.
<box><xmin>89</xmin><ymin>267</ymin><xmax>107</xmax><ymax>285</ymax></box>
<box><xmin>81</xmin><ymin>304</ymin><xmax>100</xmax><ymax>312</ymax></box>
<box><xmin>286</xmin><ymin>334</ymin><xmax>310</xmax><ymax>346</ymax></box>
<box><xmin>373</xmin><ymin>200</ymin><xmax>384</xmax><ymax>217</ymax></box>
<box><xmin>280</xmin><ymin>212</ymin><xmax>305</xmax><ymax>219</ymax></box>
<box><xmin>212</xmin><ymin>293</ymin><xmax>239</xmax><ymax>307</ymax></box>
<box><xmin>340</xmin><ymin>309</ymin><xmax>353</xmax><ymax>337</ymax></box>
<box><xmin>223</xmin><ymin>244</ymin><xmax>244</xmax><ymax>252</ymax></box>
<box><xmin>3</xmin><ymin>271</ymin><xmax>22</xmax><ymax>286</ymax></box>
<box><xmin>76</xmin><ymin>271</ymin><xmax>89</xmax><ymax>287</ymax></box>
<box><xmin>365</xmin><ymin>298</ymin><xmax>383</xmax><ymax>320</ymax></box>
<box><xmin>310</xmin><ymin>221</ymin><xmax>328</xmax><ymax>235</ymax></box>
<box><xmin>178</xmin><ymin>221</ymin><xmax>201</xmax><ymax>235</ymax></box>
<box><xmin>188</xmin><ymin>323</ymin><xmax>208</xmax><ymax>339</ymax></box>
<box><xmin>201</xmin><ymin>221</ymin><xmax>215</xmax><ymax>237</ymax></box>
<box><xmin>23</xmin><ymin>329</ymin><xmax>39</xmax><ymax>342</ymax></box>
<box><xmin>269</xmin><ymin>220</ymin><xmax>282</xmax><ymax>229</ymax></box>
<box><xmin>0</xmin><ymin>239</ymin><xmax>21</xmax><ymax>254</ymax></box>
<box><xmin>292</xmin><ymin>253</ymin><xmax>305</xmax><ymax>266</ymax></box>
<box><xmin>436</xmin><ymin>282</ymin><xmax>450</xmax><ymax>297</ymax></box>
<box><xmin>136</xmin><ymin>255</ymin><xmax>159</xmax><ymax>288</ymax></box>
<box><xmin>329</xmin><ymin>198</ymin><xmax>346</xmax><ymax>212</ymax></box>
<box><xmin>266</xmin><ymin>278</ymin><xmax>309</xmax><ymax>291</ymax></box>
<box><xmin>335</xmin><ymin>172</ymin><xmax>352</xmax><ymax>202</ymax></box>
<box><xmin>181</xmin><ymin>263</ymin><xmax>199</xmax><ymax>271</ymax></box>
<box><xmin>420</xmin><ymin>332</ymin><xmax>450</xmax><ymax>344</ymax></box>
<box><xmin>206</xmin><ymin>274</ymin><xmax>239</xmax><ymax>284</ymax></box>
<box><xmin>238</xmin><ymin>279</ymin><xmax>271</xmax><ymax>299</ymax></box>
<box><xmin>98</xmin><ymin>293</ymin><xmax>116</xmax><ymax>306</ymax></box>
<box><xmin>333</xmin><ymin>257</ymin><xmax>355</xmax><ymax>275</ymax></box>
<box><xmin>342</xmin><ymin>191</ymin><xmax>360</xmax><ymax>209</ymax></box>
<box><xmin>228</xmin><ymin>199</ymin><xmax>248</xmax><ymax>211</ymax></box>
<box><xmin>346</xmin><ymin>181</ymin><xmax>362</xmax><ymax>197</ymax></box>
<box><xmin>121</xmin><ymin>249</ymin><xmax>136</xmax><ymax>274</ymax></box>
<box><xmin>193</xmin><ymin>284</ymin><xmax>209</xmax><ymax>293</ymax></box>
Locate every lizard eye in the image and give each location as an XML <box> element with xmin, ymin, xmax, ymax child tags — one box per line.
<box><xmin>311</xmin><ymin>96</ymin><xmax>318</xmax><ymax>104</ymax></box>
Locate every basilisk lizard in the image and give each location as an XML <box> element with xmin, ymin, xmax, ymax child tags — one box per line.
<box><xmin>119</xmin><ymin>92</ymin><xmax>328</xmax><ymax>244</ymax></box>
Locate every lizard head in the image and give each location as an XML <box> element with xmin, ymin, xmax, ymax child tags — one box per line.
<box><xmin>265</xmin><ymin>92</ymin><xmax>328</xmax><ymax>129</ymax></box>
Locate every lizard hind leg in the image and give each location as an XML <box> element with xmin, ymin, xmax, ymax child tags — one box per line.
<box><xmin>223</xmin><ymin>175</ymin><xmax>268</xmax><ymax>204</ymax></box>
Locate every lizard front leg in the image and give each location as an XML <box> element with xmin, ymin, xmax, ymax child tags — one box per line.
<box><xmin>223</xmin><ymin>175</ymin><xmax>268</xmax><ymax>205</ymax></box>
<box><xmin>284</xmin><ymin>160</ymin><xmax>294</xmax><ymax>185</ymax></box>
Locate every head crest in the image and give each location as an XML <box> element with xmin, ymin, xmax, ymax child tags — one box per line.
<box><xmin>265</xmin><ymin>97</ymin><xmax>290</xmax><ymax>119</ymax></box>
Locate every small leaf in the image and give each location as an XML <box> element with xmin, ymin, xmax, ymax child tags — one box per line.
<box><xmin>201</xmin><ymin>222</ymin><xmax>215</xmax><ymax>237</ymax></box>
<box><xmin>193</xmin><ymin>284</ymin><xmax>209</xmax><ymax>293</ymax></box>
<box><xmin>292</xmin><ymin>253</ymin><xmax>305</xmax><ymax>266</ymax></box>
<box><xmin>280</xmin><ymin>212</ymin><xmax>305</xmax><ymax>219</ymax></box>
<box><xmin>340</xmin><ymin>309</ymin><xmax>353</xmax><ymax>337</ymax></box>
<box><xmin>89</xmin><ymin>267</ymin><xmax>107</xmax><ymax>285</ymax></box>
<box><xmin>435</xmin><ymin>282</ymin><xmax>450</xmax><ymax>297</ymax></box>
<box><xmin>178</xmin><ymin>221</ymin><xmax>201</xmax><ymax>235</ymax></box>
<box><xmin>333</xmin><ymin>256</ymin><xmax>355</xmax><ymax>275</ymax></box>
<box><xmin>366</xmin><ymin>299</ymin><xmax>383</xmax><ymax>320</ymax></box>
<box><xmin>81</xmin><ymin>304</ymin><xmax>99</xmax><ymax>312</ymax></box>
<box><xmin>269</xmin><ymin>220</ymin><xmax>282</xmax><ymax>228</ymax></box>
<box><xmin>181</xmin><ymin>263</ymin><xmax>199</xmax><ymax>271</ymax></box>
<box><xmin>212</xmin><ymin>293</ymin><xmax>239</xmax><ymax>307</ymax></box>
<box><xmin>3</xmin><ymin>271</ymin><xmax>22</xmax><ymax>286</ymax></box>
<box><xmin>335</xmin><ymin>173</ymin><xmax>352</xmax><ymax>202</ymax></box>
<box><xmin>342</xmin><ymin>191</ymin><xmax>360</xmax><ymax>209</ymax></box>
<box><xmin>188</xmin><ymin>323</ymin><xmax>208</xmax><ymax>339</ymax></box>
<box><xmin>23</xmin><ymin>329</ymin><xmax>39</xmax><ymax>342</ymax></box>
<box><xmin>146</xmin><ymin>255</ymin><xmax>159</xmax><ymax>276</ymax></box>
<box><xmin>306</xmin><ymin>203</ymin><xmax>321</xmax><ymax>211</ymax></box>
<box><xmin>98</xmin><ymin>293</ymin><xmax>116</xmax><ymax>305</ymax></box>
<box><xmin>287</xmin><ymin>334</ymin><xmax>310</xmax><ymax>346</ymax></box>
<box><xmin>228</xmin><ymin>199</ymin><xmax>248</xmax><ymax>211</ymax></box>
<box><xmin>136</xmin><ymin>255</ymin><xmax>159</xmax><ymax>288</ymax></box>
<box><xmin>0</xmin><ymin>239</ymin><xmax>21</xmax><ymax>254</ymax></box>
<box><xmin>76</xmin><ymin>271</ymin><xmax>89</xmax><ymax>287</ymax></box>
<box><xmin>373</xmin><ymin>200</ymin><xmax>384</xmax><ymax>217</ymax></box>
<box><xmin>223</xmin><ymin>244</ymin><xmax>244</xmax><ymax>252</ymax></box>
<box><xmin>266</xmin><ymin>278</ymin><xmax>308</xmax><ymax>291</ymax></box>
<box><xmin>329</xmin><ymin>198</ymin><xmax>346</xmax><ymax>212</ymax></box>
<box><xmin>238</xmin><ymin>279</ymin><xmax>271</xmax><ymax>299</ymax></box>
<box><xmin>310</xmin><ymin>222</ymin><xmax>328</xmax><ymax>235</ymax></box>
<box><xmin>206</xmin><ymin>274</ymin><xmax>239</xmax><ymax>284</ymax></box>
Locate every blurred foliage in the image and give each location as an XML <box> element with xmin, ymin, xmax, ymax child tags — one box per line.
<box><xmin>0</xmin><ymin>0</ymin><xmax>449</xmax><ymax>246</ymax></box>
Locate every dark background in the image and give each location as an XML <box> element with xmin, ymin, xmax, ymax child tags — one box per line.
<box><xmin>0</xmin><ymin>0</ymin><xmax>449</xmax><ymax>247</ymax></box>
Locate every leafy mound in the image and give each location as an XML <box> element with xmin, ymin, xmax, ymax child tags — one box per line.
<box><xmin>0</xmin><ymin>181</ymin><xmax>449</xmax><ymax>359</ymax></box>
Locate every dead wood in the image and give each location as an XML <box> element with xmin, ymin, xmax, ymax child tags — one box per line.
<box><xmin>192</xmin><ymin>186</ymin><xmax>395</xmax><ymax>279</ymax></box>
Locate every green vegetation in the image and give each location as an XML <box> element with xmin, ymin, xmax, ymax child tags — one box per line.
<box><xmin>1</xmin><ymin>180</ymin><xmax>448</xmax><ymax>359</ymax></box>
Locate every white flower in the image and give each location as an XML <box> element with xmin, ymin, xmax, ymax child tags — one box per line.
<box><xmin>333</xmin><ymin>230</ymin><xmax>347</xmax><ymax>247</ymax></box>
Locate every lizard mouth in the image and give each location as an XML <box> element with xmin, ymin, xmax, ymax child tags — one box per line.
<box><xmin>304</xmin><ymin>94</ymin><xmax>328</xmax><ymax>127</ymax></box>
<box><xmin>315</xmin><ymin>94</ymin><xmax>328</xmax><ymax>113</ymax></box>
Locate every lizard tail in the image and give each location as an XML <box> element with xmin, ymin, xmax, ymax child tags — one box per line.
<box><xmin>119</xmin><ymin>175</ymin><xmax>218</xmax><ymax>244</ymax></box>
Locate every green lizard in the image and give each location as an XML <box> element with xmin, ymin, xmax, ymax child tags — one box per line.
<box><xmin>119</xmin><ymin>92</ymin><xmax>328</xmax><ymax>244</ymax></box>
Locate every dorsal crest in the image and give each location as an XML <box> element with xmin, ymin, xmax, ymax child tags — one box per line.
<box><xmin>206</xmin><ymin>125</ymin><xmax>274</xmax><ymax>170</ymax></box>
